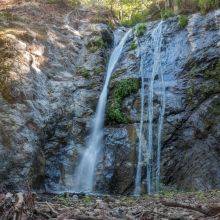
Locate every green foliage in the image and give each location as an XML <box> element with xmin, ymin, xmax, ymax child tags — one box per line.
<box><xmin>195</xmin><ymin>0</ymin><xmax>219</xmax><ymax>14</ymax></box>
<box><xmin>0</xmin><ymin>12</ymin><xmax>17</xmax><ymax>21</ymax></box>
<box><xmin>82</xmin><ymin>196</ymin><xmax>93</xmax><ymax>204</ymax></box>
<box><xmin>186</xmin><ymin>60</ymin><xmax>220</xmax><ymax>105</ymax></box>
<box><xmin>76</xmin><ymin>67</ymin><xmax>90</xmax><ymax>79</ymax></box>
<box><xmin>121</xmin><ymin>10</ymin><xmax>148</xmax><ymax>27</ymax></box>
<box><xmin>135</xmin><ymin>23</ymin><xmax>146</xmax><ymax>37</ymax></box>
<box><xmin>0</xmin><ymin>35</ymin><xmax>16</xmax><ymax>102</ymax></box>
<box><xmin>160</xmin><ymin>9</ymin><xmax>175</xmax><ymax>19</ymax></box>
<box><xmin>94</xmin><ymin>66</ymin><xmax>105</xmax><ymax>75</ymax></box>
<box><xmin>204</xmin><ymin>61</ymin><xmax>220</xmax><ymax>82</ymax></box>
<box><xmin>107</xmin><ymin>78</ymin><xmax>140</xmax><ymax>124</ymax></box>
<box><xmin>66</xmin><ymin>0</ymin><xmax>81</xmax><ymax>7</ymax></box>
<box><xmin>186</xmin><ymin>83</ymin><xmax>196</xmax><ymax>104</ymax></box>
<box><xmin>178</xmin><ymin>15</ymin><xmax>188</xmax><ymax>28</ymax></box>
<box><xmin>86</xmin><ymin>37</ymin><xmax>107</xmax><ymax>53</ymax></box>
<box><xmin>46</xmin><ymin>0</ymin><xmax>58</xmax><ymax>4</ymax></box>
<box><xmin>130</xmin><ymin>41</ymin><xmax>137</xmax><ymax>50</ymax></box>
<box><xmin>54</xmin><ymin>194</ymin><xmax>72</xmax><ymax>206</ymax></box>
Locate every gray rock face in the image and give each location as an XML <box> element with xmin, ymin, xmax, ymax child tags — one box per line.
<box><xmin>0</xmin><ymin>2</ymin><xmax>219</xmax><ymax>194</ymax></box>
<box><xmin>105</xmin><ymin>10</ymin><xmax>220</xmax><ymax>193</ymax></box>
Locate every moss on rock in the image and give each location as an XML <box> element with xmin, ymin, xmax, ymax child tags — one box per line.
<box><xmin>186</xmin><ymin>60</ymin><xmax>220</xmax><ymax>106</ymax></box>
<box><xmin>106</xmin><ymin>78</ymin><xmax>140</xmax><ymax>124</ymax></box>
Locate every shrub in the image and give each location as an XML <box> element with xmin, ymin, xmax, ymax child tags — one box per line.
<box><xmin>86</xmin><ymin>37</ymin><xmax>107</xmax><ymax>53</ymax></box>
<box><xmin>76</xmin><ymin>67</ymin><xmax>90</xmax><ymax>79</ymax></box>
<box><xmin>160</xmin><ymin>9</ymin><xmax>175</xmax><ymax>19</ymax></box>
<box><xmin>121</xmin><ymin>10</ymin><xmax>148</xmax><ymax>27</ymax></box>
<box><xmin>135</xmin><ymin>23</ymin><xmax>146</xmax><ymax>37</ymax></box>
<box><xmin>178</xmin><ymin>15</ymin><xmax>188</xmax><ymax>28</ymax></box>
<box><xmin>130</xmin><ymin>41</ymin><xmax>137</xmax><ymax>50</ymax></box>
<box><xmin>94</xmin><ymin>66</ymin><xmax>105</xmax><ymax>75</ymax></box>
<box><xmin>195</xmin><ymin>0</ymin><xmax>219</xmax><ymax>14</ymax></box>
<box><xmin>107</xmin><ymin>78</ymin><xmax>140</xmax><ymax>124</ymax></box>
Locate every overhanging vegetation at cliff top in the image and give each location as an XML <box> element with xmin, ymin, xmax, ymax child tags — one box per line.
<box><xmin>46</xmin><ymin>0</ymin><xmax>219</xmax><ymax>26</ymax></box>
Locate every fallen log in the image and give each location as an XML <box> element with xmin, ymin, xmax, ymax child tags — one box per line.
<box><xmin>161</xmin><ymin>201</ymin><xmax>220</xmax><ymax>217</ymax></box>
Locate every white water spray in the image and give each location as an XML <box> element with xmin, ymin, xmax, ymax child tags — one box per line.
<box><xmin>73</xmin><ymin>29</ymin><xmax>132</xmax><ymax>193</ymax></box>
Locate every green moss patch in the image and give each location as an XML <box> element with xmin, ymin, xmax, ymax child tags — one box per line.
<box><xmin>107</xmin><ymin>78</ymin><xmax>140</xmax><ymax>124</ymax></box>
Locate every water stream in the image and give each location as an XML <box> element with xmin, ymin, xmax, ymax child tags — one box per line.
<box><xmin>73</xmin><ymin>29</ymin><xmax>132</xmax><ymax>193</ymax></box>
<box><xmin>147</xmin><ymin>20</ymin><xmax>164</xmax><ymax>194</ymax></box>
<box><xmin>134</xmin><ymin>21</ymin><xmax>164</xmax><ymax>195</ymax></box>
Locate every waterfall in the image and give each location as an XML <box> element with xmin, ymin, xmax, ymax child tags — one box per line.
<box><xmin>73</xmin><ymin>29</ymin><xmax>132</xmax><ymax>193</ymax></box>
<box><xmin>134</xmin><ymin>21</ymin><xmax>164</xmax><ymax>195</ymax></box>
<box><xmin>147</xmin><ymin>21</ymin><xmax>164</xmax><ymax>194</ymax></box>
<box><xmin>134</xmin><ymin>51</ymin><xmax>145</xmax><ymax>196</ymax></box>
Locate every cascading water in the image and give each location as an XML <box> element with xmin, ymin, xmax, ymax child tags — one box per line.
<box><xmin>73</xmin><ymin>29</ymin><xmax>132</xmax><ymax>193</ymax></box>
<box><xmin>155</xmin><ymin>34</ymin><xmax>166</xmax><ymax>193</ymax></box>
<box><xmin>146</xmin><ymin>20</ymin><xmax>164</xmax><ymax>194</ymax></box>
<box><xmin>134</xmin><ymin>51</ymin><xmax>146</xmax><ymax>196</ymax></box>
<box><xmin>134</xmin><ymin>21</ymin><xmax>165</xmax><ymax>195</ymax></box>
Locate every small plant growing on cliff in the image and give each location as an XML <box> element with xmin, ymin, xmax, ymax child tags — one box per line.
<box><xmin>94</xmin><ymin>66</ymin><xmax>105</xmax><ymax>75</ymax></box>
<box><xmin>135</xmin><ymin>23</ymin><xmax>146</xmax><ymax>37</ymax></box>
<box><xmin>178</xmin><ymin>15</ymin><xmax>188</xmax><ymax>29</ymax></box>
<box><xmin>86</xmin><ymin>37</ymin><xmax>107</xmax><ymax>53</ymax></box>
<box><xmin>107</xmin><ymin>78</ymin><xmax>140</xmax><ymax>124</ymax></box>
<box><xmin>160</xmin><ymin>9</ymin><xmax>174</xmax><ymax>20</ymax></box>
<box><xmin>76</xmin><ymin>67</ymin><xmax>90</xmax><ymax>79</ymax></box>
<box><xmin>130</xmin><ymin>41</ymin><xmax>137</xmax><ymax>50</ymax></box>
<box><xmin>196</xmin><ymin>0</ymin><xmax>218</xmax><ymax>14</ymax></box>
<box><xmin>121</xmin><ymin>10</ymin><xmax>148</xmax><ymax>27</ymax></box>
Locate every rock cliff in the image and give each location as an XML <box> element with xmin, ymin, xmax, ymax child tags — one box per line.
<box><xmin>0</xmin><ymin>2</ymin><xmax>219</xmax><ymax>194</ymax></box>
